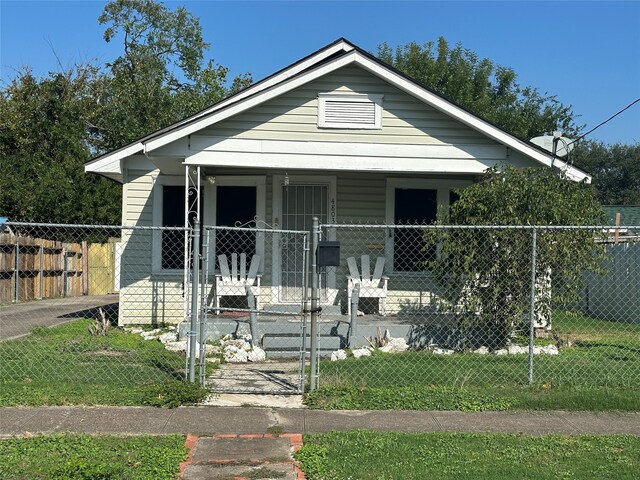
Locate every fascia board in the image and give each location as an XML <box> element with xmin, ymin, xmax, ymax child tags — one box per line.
<box><xmin>143</xmin><ymin>42</ymin><xmax>355</xmax><ymax>152</ymax></box>
<box><xmin>184</xmin><ymin>150</ymin><xmax>507</xmax><ymax>174</ymax></box>
<box><xmin>84</xmin><ymin>142</ymin><xmax>142</xmax><ymax>176</ymax></box>
<box><xmin>81</xmin><ymin>40</ymin><xmax>354</xmax><ymax>173</ymax></box>
<box><xmin>351</xmin><ymin>54</ymin><xmax>591</xmax><ymax>182</ymax></box>
<box><xmin>144</xmin><ymin>52</ymin><xmax>359</xmax><ymax>153</ymax></box>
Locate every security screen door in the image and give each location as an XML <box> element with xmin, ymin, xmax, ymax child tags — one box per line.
<box><xmin>280</xmin><ymin>184</ymin><xmax>328</xmax><ymax>302</ymax></box>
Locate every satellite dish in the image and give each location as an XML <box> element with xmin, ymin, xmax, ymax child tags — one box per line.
<box><xmin>530</xmin><ymin>135</ymin><xmax>575</xmax><ymax>158</ymax></box>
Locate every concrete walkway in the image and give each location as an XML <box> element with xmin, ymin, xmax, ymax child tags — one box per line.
<box><xmin>1</xmin><ymin>406</ymin><xmax>639</xmax><ymax>437</ymax></box>
<box><xmin>0</xmin><ymin>294</ymin><xmax>118</xmax><ymax>340</ymax></box>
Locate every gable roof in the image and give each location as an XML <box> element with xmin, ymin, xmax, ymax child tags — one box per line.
<box><xmin>85</xmin><ymin>38</ymin><xmax>590</xmax><ymax>183</ymax></box>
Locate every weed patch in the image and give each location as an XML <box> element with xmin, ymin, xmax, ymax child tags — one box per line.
<box><xmin>306</xmin><ymin>386</ymin><xmax>517</xmax><ymax>411</ymax></box>
<box><xmin>141</xmin><ymin>381</ymin><xmax>208</xmax><ymax>408</ymax></box>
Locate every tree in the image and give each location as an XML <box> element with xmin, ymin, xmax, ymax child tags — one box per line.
<box><xmin>378</xmin><ymin>39</ymin><xmax>581</xmax><ymax>141</ymax></box>
<box><xmin>1</xmin><ymin>0</ymin><xmax>252</xmax><ymax>224</ymax></box>
<box><xmin>571</xmin><ymin>141</ymin><xmax>640</xmax><ymax>205</ymax></box>
<box><xmin>0</xmin><ymin>67</ymin><xmax>121</xmax><ymax>224</ymax></box>
<box><xmin>426</xmin><ymin>166</ymin><xmax>606</xmax><ymax>349</ymax></box>
<box><xmin>94</xmin><ymin>0</ymin><xmax>251</xmax><ymax>151</ymax></box>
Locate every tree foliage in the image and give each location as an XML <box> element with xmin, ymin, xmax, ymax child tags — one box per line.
<box><xmin>571</xmin><ymin>141</ymin><xmax>640</xmax><ymax>205</ymax></box>
<box><xmin>0</xmin><ymin>67</ymin><xmax>120</xmax><ymax>224</ymax></box>
<box><xmin>95</xmin><ymin>0</ymin><xmax>251</xmax><ymax>150</ymax></box>
<box><xmin>378</xmin><ymin>38</ymin><xmax>581</xmax><ymax>141</ymax></box>
<box><xmin>428</xmin><ymin>166</ymin><xmax>606</xmax><ymax>348</ymax></box>
<box><xmin>0</xmin><ymin>0</ymin><xmax>251</xmax><ymax>223</ymax></box>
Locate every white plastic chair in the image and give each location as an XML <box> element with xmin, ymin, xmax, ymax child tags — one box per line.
<box><xmin>214</xmin><ymin>253</ymin><xmax>261</xmax><ymax>313</ymax></box>
<box><xmin>346</xmin><ymin>255</ymin><xmax>388</xmax><ymax>316</ymax></box>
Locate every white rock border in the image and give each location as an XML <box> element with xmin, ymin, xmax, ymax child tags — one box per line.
<box><xmin>122</xmin><ymin>326</ymin><xmax>269</xmax><ymax>362</ymax></box>
<box><xmin>329</xmin><ymin>333</ymin><xmax>559</xmax><ymax>361</ymax></box>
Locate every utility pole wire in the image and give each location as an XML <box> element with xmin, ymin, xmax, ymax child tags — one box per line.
<box><xmin>567</xmin><ymin>97</ymin><xmax>640</xmax><ymax>146</ymax></box>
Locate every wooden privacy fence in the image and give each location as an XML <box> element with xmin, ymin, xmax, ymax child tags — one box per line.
<box><xmin>0</xmin><ymin>233</ymin><xmax>93</xmax><ymax>304</ymax></box>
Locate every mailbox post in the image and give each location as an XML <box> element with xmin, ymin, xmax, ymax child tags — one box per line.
<box><xmin>309</xmin><ymin>223</ymin><xmax>340</xmax><ymax>391</ymax></box>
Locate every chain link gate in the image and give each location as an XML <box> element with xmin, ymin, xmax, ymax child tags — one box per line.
<box><xmin>194</xmin><ymin>225</ymin><xmax>311</xmax><ymax>394</ymax></box>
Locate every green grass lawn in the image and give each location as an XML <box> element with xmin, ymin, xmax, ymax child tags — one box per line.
<box><xmin>296</xmin><ymin>431</ymin><xmax>640</xmax><ymax>480</ymax></box>
<box><xmin>0</xmin><ymin>319</ymin><xmax>208</xmax><ymax>407</ymax></box>
<box><xmin>0</xmin><ymin>434</ymin><xmax>186</xmax><ymax>480</ymax></box>
<box><xmin>309</xmin><ymin>312</ymin><xmax>640</xmax><ymax>411</ymax></box>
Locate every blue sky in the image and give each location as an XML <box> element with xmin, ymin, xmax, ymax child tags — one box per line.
<box><xmin>1</xmin><ymin>0</ymin><xmax>639</xmax><ymax>144</ymax></box>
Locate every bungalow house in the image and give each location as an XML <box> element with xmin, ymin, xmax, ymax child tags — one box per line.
<box><xmin>85</xmin><ymin>38</ymin><xmax>590</xmax><ymax>326</ymax></box>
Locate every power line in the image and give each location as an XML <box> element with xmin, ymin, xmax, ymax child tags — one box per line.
<box><xmin>567</xmin><ymin>97</ymin><xmax>640</xmax><ymax>146</ymax></box>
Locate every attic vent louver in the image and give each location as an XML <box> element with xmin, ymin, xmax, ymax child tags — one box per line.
<box><xmin>318</xmin><ymin>93</ymin><xmax>383</xmax><ymax>129</ymax></box>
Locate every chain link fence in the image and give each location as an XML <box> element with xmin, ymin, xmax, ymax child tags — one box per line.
<box><xmin>0</xmin><ymin>222</ymin><xmax>192</xmax><ymax>404</ymax></box>
<box><xmin>1</xmin><ymin>220</ymin><xmax>638</xmax><ymax>402</ymax></box>
<box><xmin>0</xmin><ymin>222</ymin><xmax>312</xmax><ymax>399</ymax></box>
<box><xmin>316</xmin><ymin>224</ymin><xmax>640</xmax><ymax>390</ymax></box>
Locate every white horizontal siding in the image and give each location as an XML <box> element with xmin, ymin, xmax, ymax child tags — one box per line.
<box><xmin>119</xmin><ymin>278</ymin><xmax>184</xmax><ymax>325</ymax></box>
<box><xmin>202</xmin><ymin>66</ymin><xmax>495</xmax><ymax>146</ymax></box>
<box><xmin>123</xmin><ymin>170</ymin><xmax>156</xmax><ymax>226</ymax></box>
<box><xmin>336</xmin><ymin>173</ymin><xmax>386</xmax><ymax>222</ymax></box>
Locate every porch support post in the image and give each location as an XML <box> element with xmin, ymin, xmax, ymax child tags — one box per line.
<box><xmin>183</xmin><ymin>165</ymin><xmax>190</xmax><ymax>320</ymax></box>
<box><xmin>528</xmin><ymin>228</ymin><xmax>537</xmax><ymax>385</ymax></box>
<box><xmin>309</xmin><ymin>217</ymin><xmax>320</xmax><ymax>391</ymax></box>
<box><xmin>189</xmin><ymin>218</ymin><xmax>201</xmax><ymax>383</ymax></box>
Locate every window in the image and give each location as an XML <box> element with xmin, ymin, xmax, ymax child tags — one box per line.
<box><xmin>449</xmin><ymin>189</ymin><xmax>461</xmax><ymax>207</ymax></box>
<box><xmin>393</xmin><ymin>188</ymin><xmax>437</xmax><ymax>272</ymax></box>
<box><xmin>318</xmin><ymin>93</ymin><xmax>383</xmax><ymax>129</ymax></box>
<box><xmin>159</xmin><ymin>185</ymin><xmax>202</xmax><ymax>270</ymax></box>
<box><xmin>385</xmin><ymin>179</ymin><xmax>472</xmax><ymax>273</ymax></box>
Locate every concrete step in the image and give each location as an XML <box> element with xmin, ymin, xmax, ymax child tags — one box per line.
<box><xmin>181</xmin><ymin>434</ymin><xmax>303</xmax><ymax>480</ymax></box>
<box><xmin>262</xmin><ymin>303</ymin><xmax>342</xmax><ymax>315</ymax></box>
<box><xmin>261</xmin><ymin>332</ymin><xmax>342</xmax><ymax>353</ymax></box>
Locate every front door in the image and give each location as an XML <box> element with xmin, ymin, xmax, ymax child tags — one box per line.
<box><xmin>280</xmin><ymin>183</ymin><xmax>329</xmax><ymax>302</ymax></box>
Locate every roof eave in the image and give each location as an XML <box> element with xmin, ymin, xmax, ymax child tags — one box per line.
<box><xmin>83</xmin><ymin>38</ymin><xmax>356</xmax><ymax>170</ymax></box>
<box><xmin>84</xmin><ymin>38</ymin><xmax>592</xmax><ymax>183</ymax></box>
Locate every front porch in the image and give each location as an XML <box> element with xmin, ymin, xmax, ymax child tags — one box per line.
<box><xmin>178</xmin><ymin>308</ymin><xmax>460</xmax><ymax>357</ymax></box>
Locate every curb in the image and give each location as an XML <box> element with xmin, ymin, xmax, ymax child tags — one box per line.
<box><xmin>179</xmin><ymin>433</ymin><xmax>306</xmax><ymax>480</ymax></box>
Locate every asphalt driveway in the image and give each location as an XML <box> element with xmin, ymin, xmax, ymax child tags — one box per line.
<box><xmin>0</xmin><ymin>294</ymin><xmax>118</xmax><ymax>340</ymax></box>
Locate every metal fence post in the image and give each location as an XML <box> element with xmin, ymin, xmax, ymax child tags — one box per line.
<box><xmin>199</xmin><ymin>227</ymin><xmax>210</xmax><ymax>386</ymax></box>
<box><xmin>188</xmin><ymin>220</ymin><xmax>201</xmax><ymax>383</ymax></box>
<box><xmin>528</xmin><ymin>228</ymin><xmax>538</xmax><ymax>385</ymax></box>
<box><xmin>309</xmin><ymin>217</ymin><xmax>320</xmax><ymax>391</ymax></box>
<box><xmin>299</xmin><ymin>231</ymin><xmax>310</xmax><ymax>393</ymax></box>
<box><xmin>14</xmin><ymin>239</ymin><xmax>19</xmax><ymax>303</ymax></box>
